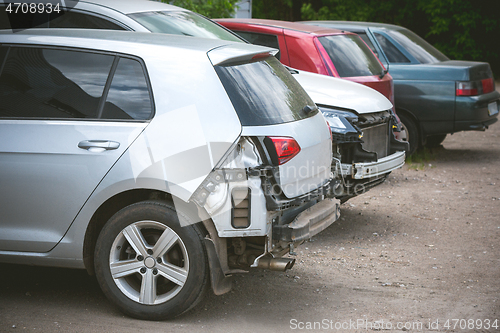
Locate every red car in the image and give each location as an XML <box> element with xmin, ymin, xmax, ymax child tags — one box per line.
<box><xmin>216</xmin><ymin>19</ymin><xmax>394</xmax><ymax>106</ymax></box>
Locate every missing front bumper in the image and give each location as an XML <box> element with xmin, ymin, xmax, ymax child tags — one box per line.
<box><xmin>341</xmin><ymin>150</ymin><xmax>406</xmax><ymax>180</ymax></box>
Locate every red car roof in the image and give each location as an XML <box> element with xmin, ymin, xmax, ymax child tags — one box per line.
<box><xmin>215</xmin><ymin>18</ymin><xmax>346</xmax><ymax>36</ymax></box>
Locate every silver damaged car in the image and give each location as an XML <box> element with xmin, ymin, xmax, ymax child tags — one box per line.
<box><xmin>0</xmin><ymin>30</ymin><xmax>340</xmax><ymax>320</ymax></box>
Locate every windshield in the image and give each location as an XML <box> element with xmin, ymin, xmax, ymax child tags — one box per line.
<box><xmin>385</xmin><ymin>28</ymin><xmax>449</xmax><ymax>64</ymax></box>
<box><xmin>128</xmin><ymin>11</ymin><xmax>242</xmax><ymax>42</ymax></box>
<box><xmin>215</xmin><ymin>57</ymin><xmax>317</xmax><ymax>126</ymax></box>
<box><xmin>318</xmin><ymin>34</ymin><xmax>385</xmax><ymax>78</ymax></box>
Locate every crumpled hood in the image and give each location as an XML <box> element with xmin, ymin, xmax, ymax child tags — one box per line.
<box><xmin>292</xmin><ymin>69</ymin><xmax>393</xmax><ymax>114</ymax></box>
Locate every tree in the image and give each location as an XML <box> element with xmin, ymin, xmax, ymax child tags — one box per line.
<box><xmin>163</xmin><ymin>0</ymin><xmax>239</xmax><ymax>18</ymax></box>
<box><xmin>418</xmin><ymin>0</ymin><xmax>499</xmax><ymax>66</ymax></box>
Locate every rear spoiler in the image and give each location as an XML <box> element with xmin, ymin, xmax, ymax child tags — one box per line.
<box><xmin>207</xmin><ymin>43</ymin><xmax>278</xmax><ymax>67</ymax></box>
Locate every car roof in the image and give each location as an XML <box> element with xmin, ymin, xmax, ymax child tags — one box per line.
<box><xmin>303</xmin><ymin>21</ymin><xmax>404</xmax><ymax>31</ymax></box>
<box><xmin>216</xmin><ymin>18</ymin><xmax>345</xmax><ymax>36</ymax></box>
<box><xmin>75</xmin><ymin>0</ymin><xmax>184</xmax><ymax>14</ymax></box>
<box><xmin>0</xmin><ymin>28</ymin><xmax>242</xmax><ymax>54</ymax></box>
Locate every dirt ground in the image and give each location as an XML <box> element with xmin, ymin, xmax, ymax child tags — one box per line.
<box><xmin>1</xmin><ymin>101</ymin><xmax>499</xmax><ymax>332</ymax></box>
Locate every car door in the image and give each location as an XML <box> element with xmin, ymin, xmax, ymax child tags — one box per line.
<box><xmin>0</xmin><ymin>46</ymin><xmax>151</xmax><ymax>252</ymax></box>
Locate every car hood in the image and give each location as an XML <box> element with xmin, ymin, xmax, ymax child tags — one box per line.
<box><xmin>291</xmin><ymin>69</ymin><xmax>393</xmax><ymax>114</ymax></box>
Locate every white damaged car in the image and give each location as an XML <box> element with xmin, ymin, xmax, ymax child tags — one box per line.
<box><xmin>292</xmin><ymin>70</ymin><xmax>409</xmax><ymax>202</ymax></box>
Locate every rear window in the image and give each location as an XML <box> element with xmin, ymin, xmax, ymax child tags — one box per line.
<box><xmin>215</xmin><ymin>57</ymin><xmax>317</xmax><ymax>126</ymax></box>
<box><xmin>129</xmin><ymin>11</ymin><xmax>242</xmax><ymax>42</ymax></box>
<box><xmin>318</xmin><ymin>34</ymin><xmax>384</xmax><ymax>78</ymax></box>
<box><xmin>385</xmin><ymin>28</ymin><xmax>449</xmax><ymax>64</ymax></box>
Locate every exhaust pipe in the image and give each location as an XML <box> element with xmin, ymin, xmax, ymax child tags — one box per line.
<box><xmin>256</xmin><ymin>257</ymin><xmax>295</xmax><ymax>271</ymax></box>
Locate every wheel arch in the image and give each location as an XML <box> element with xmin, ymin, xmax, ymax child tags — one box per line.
<box><xmin>395</xmin><ymin>107</ymin><xmax>425</xmax><ymax>146</ymax></box>
<box><xmin>82</xmin><ymin>189</ymin><xmax>210</xmax><ymax>276</ymax></box>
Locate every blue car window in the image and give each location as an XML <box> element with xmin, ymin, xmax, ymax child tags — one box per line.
<box><xmin>385</xmin><ymin>28</ymin><xmax>449</xmax><ymax>64</ymax></box>
<box><xmin>374</xmin><ymin>33</ymin><xmax>411</xmax><ymax>63</ymax></box>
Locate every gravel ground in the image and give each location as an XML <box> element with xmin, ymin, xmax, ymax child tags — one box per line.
<box><xmin>1</xmin><ymin>90</ymin><xmax>499</xmax><ymax>332</ymax></box>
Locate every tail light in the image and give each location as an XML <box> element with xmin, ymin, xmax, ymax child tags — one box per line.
<box><xmin>325</xmin><ymin>120</ymin><xmax>333</xmax><ymax>141</ymax></box>
<box><xmin>266</xmin><ymin>136</ymin><xmax>301</xmax><ymax>165</ymax></box>
<box><xmin>456</xmin><ymin>78</ymin><xmax>495</xmax><ymax>96</ymax></box>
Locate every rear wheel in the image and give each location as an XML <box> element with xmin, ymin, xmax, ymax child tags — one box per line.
<box><xmin>94</xmin><ymin>201</ymin><xmax>208</xmax><ymax>320</ymax></box>
<box><xmin>425</xmin><ymin>134</ymin><xmax>447</xmax><ymax>148</ymax></box>
<box><xmin>398</xmin><ymin>113</ymin><xmax>418</xmax><ymax>155</ymax></box>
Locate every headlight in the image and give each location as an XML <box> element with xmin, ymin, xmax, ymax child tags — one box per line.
<box><xmin>318</xmin><ymin>106</ymin><xmax>363</xmax><ymax>143</ymax></box>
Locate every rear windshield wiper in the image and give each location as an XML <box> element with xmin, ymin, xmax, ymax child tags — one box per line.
<box><xmin>303</xmin><ymin>104</ymin><xmax>318</xmax><ymax>115</ymax></box>
<box><xmin>379</xmin><ymin>68</ymin><xmax>388</xmax><ymax>79</ymax></box>
<box><xmin>284</xmin><ymin>65</ymin><xmax>299</xmax><ymax>75</ymax></box>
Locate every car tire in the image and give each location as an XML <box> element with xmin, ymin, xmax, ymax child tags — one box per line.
<box><xmin>94</xmin><ymin>200</ymin><xmax>208</xmax><ymax>320</ymax></box>
<box><xmin>397</xmin><ymin>113</ymin><xmax>418</xmax><ymax>155</ymax></box>
<box><xmin>425</xmin><ymin>134</ymin><xmax>447</xmax><ymax>148</ymax></box>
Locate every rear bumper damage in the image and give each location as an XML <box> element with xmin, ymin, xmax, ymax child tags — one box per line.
<box><xmin>273</xmin><ymin>197</ymin><xmax>340</xmax><ymax>242</ymax></box>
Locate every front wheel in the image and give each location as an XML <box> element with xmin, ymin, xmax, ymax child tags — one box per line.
<box><xmin>94</xmin><ymin>201</ymin><xmax>208</xmax><ymax>320</ymax></box>
<box><xmin>397</xmin><ymin>113</ymin><xmax>419</xmax><ymax>155</ymax></box>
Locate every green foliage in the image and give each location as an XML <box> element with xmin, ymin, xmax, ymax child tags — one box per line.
<box><xmin>163</xmin><ymin>0</ymin><xmax>238</xmax><ymax>18</ymax></box>
<box><xmin>418</xmin><ymin>0</ymin><xmax>498</xmax><ymax>67</ymax></box>
<box><xmin>300</xmin><ymin>0</ymin><xmax>371</xmax><ymax>21</ymax></box>
<box><xmin>252</xmin><ymin>0</ymin><xmax>301</xmax><ymax>21</ymax></box>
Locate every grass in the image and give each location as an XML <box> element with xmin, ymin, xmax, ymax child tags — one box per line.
<box><xmin>405</xmin><ymin>147</ymin><xmax>437</xmax><ymax>170</ymax></box>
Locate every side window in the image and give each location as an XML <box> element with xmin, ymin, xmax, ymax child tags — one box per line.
<box><xmin>374</xmin><ymin>33</ymin><xmax>410</xmax><ymax>63</ymax></box>
<box><xmin>232</xmin><ymin>31</ymin><xmax>281</xmax><ymax>60</ymax></box>
<box><xmin>0</xmin><ymin>5</ymin><xmax>49</xmax><ymax>29</ymax></box>
<box><xmin>102</xmin><ymin>58</ymin><xmax>152</xmax><ymax>120</ymax></box>
<box><xmin>0</xmin><ymin>5</ymin><xmax>11</xmax><ymax>29</ymax></box>
<box><xmin>0</xmin><ymin>47</ymin><xmax>114</xmax><ymax>118</ymax></box>
<box><xmin>49</xmin><ymin>11</ymin><xmax>126</xmax><ymax>30</ymax></box>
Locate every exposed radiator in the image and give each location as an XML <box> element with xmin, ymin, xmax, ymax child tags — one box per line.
<box><xmin>361</xmin><ymin>122</ymin><xmax>389</xmax><ymax>159</ymax></box>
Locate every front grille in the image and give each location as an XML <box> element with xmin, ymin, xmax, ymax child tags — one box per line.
<box><xmin>361</xmin><ymin>122</ymin><xmax>389</xmax><ymax>159</ymax></box>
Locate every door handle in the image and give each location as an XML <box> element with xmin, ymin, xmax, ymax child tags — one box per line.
<box><xmin>78</xmin><ymin>140</ymin><xmax>120</xmax><ymax>151</ymax></box>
